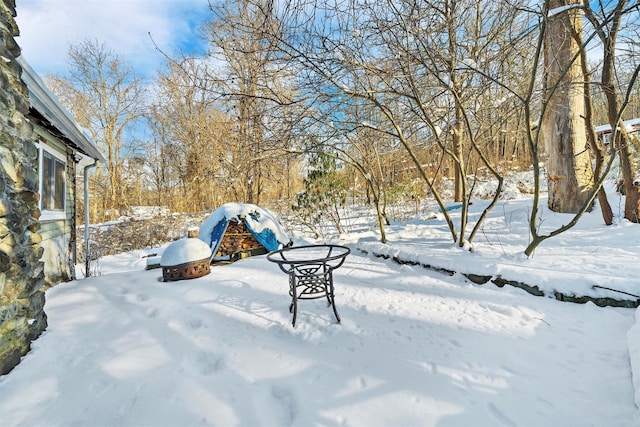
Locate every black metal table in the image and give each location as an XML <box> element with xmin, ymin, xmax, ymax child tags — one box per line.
<box><xmin>267</xmin><ymin>244</ymin><xmax>350</xmax><ymax>327</ymax></box>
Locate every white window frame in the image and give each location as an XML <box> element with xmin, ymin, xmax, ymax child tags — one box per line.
<box><xmin>37</xmin><ymin>141</ymin><xmax>67</xmax><ymax>221</ymax></box>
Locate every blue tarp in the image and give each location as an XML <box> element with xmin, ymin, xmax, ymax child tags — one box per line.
<box><xmin>243</xmin><ymin>218</ymin><xmax>281</xmax><ymax>252</ymax></box>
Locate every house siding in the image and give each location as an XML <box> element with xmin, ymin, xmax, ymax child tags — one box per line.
<box><xmin>33</xmin><ymin>126</ymin><xmax>77</xmax><ymax>286</ymax></box>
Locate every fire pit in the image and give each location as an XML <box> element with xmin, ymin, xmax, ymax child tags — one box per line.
<box><xmin>267</xmin><ymin>244</ymin><xmax>350</xmax><ymax>327</ymax></box>
<box><xmin>161</xmin><ymin>238</ymin><xmax>212</xmax><ymax>281</ymax></box>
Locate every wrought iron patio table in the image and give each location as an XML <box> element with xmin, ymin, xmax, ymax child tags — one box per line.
<box><xmin>267</xmin><ymin>244</ymin><xmax>351</xmax><ymax>327</ymax></box>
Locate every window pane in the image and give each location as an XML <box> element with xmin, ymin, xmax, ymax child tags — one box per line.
<box><xmin>54</xmin><ymin>159</ymin><xmax>65</xmax><ymax>210</ymax></box>
<box><xmin>41</xmin><ymin>150</ymin><xmax>65</xmax><ymax>212</ymax></box>
<box><xmin>42</xmin><ymin>153</ymin><xmax>53</xmax><ymax>210</ymax></box>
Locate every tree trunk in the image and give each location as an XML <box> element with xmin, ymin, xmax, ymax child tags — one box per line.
<box><xmin>576</xmin><ymin>17</ymin><xmax>613</xmax><ymax>225</ymax></box>
<box><xmin>542</xmin><ymin>0</ymin><xmax>594</xmax><ymax>213</ymax></box>
<box><xmin>584</xmin><ymin>0</ymin><xmax>640</xmax><ymax>223</ymax></box>
<box><xmin>588</xmin><ymin>123</ymin><xmax>614</xmax><ymax>225</ymax></box>
<box><xmin>617</xmin><ymin>129</ymin><xmax>640</xmax><ymax>222</ymax></box>
<box><xmin>453</xmin><ymin>104</ymin><xmax>465</xmax><ymax>202</ymax></box>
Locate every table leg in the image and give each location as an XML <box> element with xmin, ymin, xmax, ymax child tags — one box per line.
<box><xmin>328</xmin><ymin>271</ymin><xmax>341</xmax><ymax>323</ymax></box>
<box><xmin>289</xmin><ymin>273</ymin><xmax>298</xmax><ymax>327</ymax></box>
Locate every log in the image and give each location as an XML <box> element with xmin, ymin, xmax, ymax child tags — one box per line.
<box><xmin>214</xmin><ymin>219</ymin><xmax>263</xmax><ymax>257</ymax></box>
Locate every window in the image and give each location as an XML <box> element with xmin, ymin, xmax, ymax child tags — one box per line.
<box><xmin>38</xmin><ymin>141</ymin><xmax>66</xmax><ymax>220</ymax></box>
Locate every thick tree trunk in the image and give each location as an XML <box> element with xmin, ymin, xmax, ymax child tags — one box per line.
<box><xmin>542</xmin><ymin>0</ymin><xmax>594</xmax><ymax>213</ymax></box>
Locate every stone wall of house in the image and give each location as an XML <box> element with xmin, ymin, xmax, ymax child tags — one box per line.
<box><xmin>0</xmin><ymin>1</ymin><xmax>48</xmax><ymax>375</ymax></box>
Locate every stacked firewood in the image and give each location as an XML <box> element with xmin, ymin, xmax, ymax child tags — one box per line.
<box><xmin>214</xmin><ymin>219</ymin><xmax>263</xmax><ymax>257</ymax></box>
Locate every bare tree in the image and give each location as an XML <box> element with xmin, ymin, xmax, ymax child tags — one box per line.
<box><xmin>579</xmin><ymin>33</ymin><xmax>614</xmax><ymax>225</ymax></box>
<box><xmin>151</xmin><ymin>59</ymin><xmax>230</xmax><ymax>212</ymax></box>
<box><xmin>522</xmin><ymin>0</ymin><xmax>640</xmax><ymax>256</ymax></box>
<box><xmin>204</xmin><ymin>0</ymin><xmax>296</xmax><ymax>206</ymax></box>
<box><xmin>259</xmin><ymin>0</ymin><xmax>533</xmax><ymax>247</ymax></box>
<box><xmin>48</xmin><ymin>39</ymin><xmax>146</xmax><ymax>221</ymax></box>
<box><xmin>542</xmin><ymin>0</ymin><xmax>595</xmax><ymax>213</ymax></box>
<box><xmin>584</xmin><ymin>0</ymin><xmax>640</xmax><ymax>223</ymax></box>
<box><xmin>144</xmin><ymin>107</ymin><xmax>181</xmax><ymax>208</ymax></box>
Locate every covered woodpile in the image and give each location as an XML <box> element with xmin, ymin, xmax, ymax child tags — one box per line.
<box><xmin>214</xmin><ymin>219</ymin><xmax>265</xmax><ymax>258</ymax></box>
<box><xmin>199</xmin><ymin>203</ymin><xmax>292</xmax><ymax>262</ymax></box>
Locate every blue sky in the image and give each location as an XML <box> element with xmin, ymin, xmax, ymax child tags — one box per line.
<box><xmin>15</xmin><ymin>0</ymin><xmax>212</xmax><ymax>78</ymax></box>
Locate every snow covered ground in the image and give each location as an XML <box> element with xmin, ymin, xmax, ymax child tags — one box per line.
<box><xmin>1</xmin><ymin>190</ymin><xmax>640</xmax><ymax>426</ymax></box>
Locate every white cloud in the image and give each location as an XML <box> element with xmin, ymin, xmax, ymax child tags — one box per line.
<box><xmin>15</xmin><ymin>0</ymin><xmax>210</xmax><ymax>78</ymax></box>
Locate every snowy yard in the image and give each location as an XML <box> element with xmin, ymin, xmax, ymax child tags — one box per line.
<box><xmin>1</xmin><ymin>194</ymin><xmax>640</xmax><ymax>426</ymax></box>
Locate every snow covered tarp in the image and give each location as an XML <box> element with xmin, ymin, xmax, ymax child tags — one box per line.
<box><xmin>198</xmin><ymin>203</ymin><xmax>292</xmax><ymax>261</ymax></box>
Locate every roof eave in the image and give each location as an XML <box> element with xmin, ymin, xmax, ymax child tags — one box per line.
<box><xmin>16</xmin><ymin>55</ymin><xmax>106</xmax><ymax>163</ymax></box>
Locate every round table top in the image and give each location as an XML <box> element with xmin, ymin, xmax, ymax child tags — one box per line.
<box><xmin>267</xmin><ymin>244</ymin><xmax>350</xmax><ymax>266</ymax></box>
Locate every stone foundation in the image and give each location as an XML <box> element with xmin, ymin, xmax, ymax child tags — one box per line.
<box><xmin>0</xmin><ymin>0</ymin><xmax>48</xmax><ymax>376</ymax></box>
